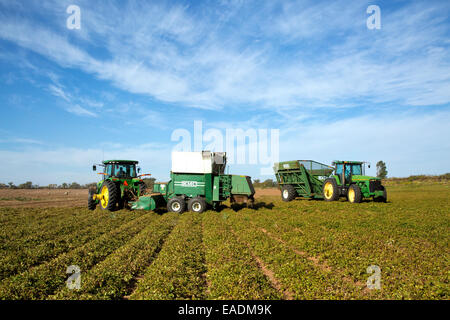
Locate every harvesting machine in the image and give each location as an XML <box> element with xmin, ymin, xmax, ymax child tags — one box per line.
<box><xmin>89</xmin><ymin>151</ymin><xmax>255</xmax><ymax>213</ymax></box>
<box><xmin>274</xmin><ymin>160</ymin><xmax>387</xmax><ymax>203</ymax></box>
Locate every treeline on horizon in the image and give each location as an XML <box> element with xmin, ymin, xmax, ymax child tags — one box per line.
<box><xmin>1</xmin><ymin>174</ymin><xmax>449</xmax><ymax>190</ymax></box>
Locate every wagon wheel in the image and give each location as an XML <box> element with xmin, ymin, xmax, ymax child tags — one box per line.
<box><xmin>167</xmin><ymin>197</ymin><xmax>186</xmax><ymax>214</ymax></box>
<box><xmin>281</xmin><ymin>185</ymin><xmax>296</xmax><ymax>202</ymax></box>
<box><xmin>188</xmin><ymin>197</ymin><xmax>207</xmax><ymax>213</ymax></box>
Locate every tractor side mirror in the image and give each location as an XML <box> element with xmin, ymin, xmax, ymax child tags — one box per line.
<box><xmin>93</xmin><ymin>165</ymin><xmax>96</xmax><ymax>171</ymax></box>
<box><xmin>138</xmin><ymin>167</ymin><xmax>141</xmax><ymax>173</ymax></box>
<box><xmin>368</xmin><ymin>164</ymin><xmax>371</xmax><ymax>168</ymax></box>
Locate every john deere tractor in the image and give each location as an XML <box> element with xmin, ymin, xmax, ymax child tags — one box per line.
<box><xmin>88</xmin><ymin>160</ymin><xmax>150</xmax><ymax>211</ymax></box>
<box><xmin>322</xmin><ymin>161</ymin><xmax>387</xmax><ymax>203</ymax></box>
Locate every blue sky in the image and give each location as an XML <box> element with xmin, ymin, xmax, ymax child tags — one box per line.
<box><xmin>0</xmin><ymin>0</ymin><xmax>449</xmax><ymax>185</ymax></box>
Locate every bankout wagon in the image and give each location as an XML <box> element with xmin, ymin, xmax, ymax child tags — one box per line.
<box><xmin>274</xmin><ymin>160</ymin><xmax>387</xmax><ymax>203</ymax></box>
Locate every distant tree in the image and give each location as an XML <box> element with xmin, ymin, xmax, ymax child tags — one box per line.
<box><xmin>8</xmin><ymin>182</ymin><xmax>16</xmax><ymax>189</ymax></box>
<box><xmin>0</xmin><ymin>183</ymin><xmax>7</xmax><ymax>189</ymax></box>
<box><xmin>376</xmin><ymin>161</ymin><xmax>388</xmax><ymax>179</ymax></box>
<box><xmin>61</xmin><ymin>183</ymin><xmax>69</xmax><ymax>189</ymax></box>
<box><xmin>253</xmin><ymin>178</ymin><xmax>277</xmax><ymax>188</ymax></box>
<box><xmin>83</xmin><ymin>182</ymin><xmax>97</xmax><ymax>190</ymax></box>
<box><xmin>48</xmin><ymin>184</ymin><xmax>58</xmax><ymax>189</ymax></box>
<box><xmin>18</xmin><ymin>181</ymin><xmax>33</xmax><ymax>189</ymax></box>
<box><xmin>70</xmin><ymin>182</ymin><xmax>81</xmax><ymax>189</ymax></box>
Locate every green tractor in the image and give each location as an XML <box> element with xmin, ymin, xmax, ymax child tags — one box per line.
<box><xmin>88</xmin><ymin>160</ymin><xmax>150</xmax><ymax>211</ymax></box>
<box><xmin>323</xmin><ymin>161</ymin><xmax>387</xmax><ymax>203</ymax></box>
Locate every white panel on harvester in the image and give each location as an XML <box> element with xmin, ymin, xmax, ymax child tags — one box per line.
<box><xmin>171</xmin><ymin>151</ymin><xmax>213</xmax><ymax>174</ymax></box>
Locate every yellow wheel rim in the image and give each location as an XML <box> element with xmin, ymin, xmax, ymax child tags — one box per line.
<box><xmin>348</xmin><ymin>188</ymin><xmax>355</xmax><ymax>202</ymax></box>
<box><xmin>100</xmin><ymin>185</ymin><xmax>109</xmax><ymax>208</ymax></box>
<box><xmin>324</xmin><ymin>182</ymin><xmax>334</xmax><ymax>199</ymax></box>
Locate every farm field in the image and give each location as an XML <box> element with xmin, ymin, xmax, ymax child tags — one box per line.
<box><xmin>0</xmin><ymin>183</ymin><xmax>448</xmax><ymax>300</ymax></box>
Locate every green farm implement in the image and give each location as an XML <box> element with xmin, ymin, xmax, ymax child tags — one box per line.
<box><xmin>274</xmin><ymin>160</ymin><xmax>387</xmax><ymax>203</ymax></box>
<box><xmin>89</xmin><ymin>151</ymin><xmax>255</xmax><ymax>213</ymax></box>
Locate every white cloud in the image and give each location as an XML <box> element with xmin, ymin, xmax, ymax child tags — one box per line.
<box><xmin>48</xmin><ymin>84</ymin><xmax>71</xmax><ymax>102</ymax></box>
<box><xmin>66</xmin><ymin>104</ymin><xmax>97</xmax><ymax>117</ymax></box>
<box><xmin>47</xmin><ymin>83</ymin><xmax>98</xmax><ymax>117</ymax></box>
<box><xmin>0</xmin><ymin>1</ymin><xmax>448</xmax><ymax>110</ymax></box>
<box><xmin>0</xmin><ymin>138</ymin><xmax>44</xmax><ymax>145</ymax></box>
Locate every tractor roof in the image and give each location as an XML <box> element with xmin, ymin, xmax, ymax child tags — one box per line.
<box><xmin>332</xmin><ymin>160</ymin><xmax>363</xmax><ymax>165</ymax></box>
<box><xmin>102</xmin><ymin>160</ymin><xmax>139</xmax><ymax>165</ymax></box>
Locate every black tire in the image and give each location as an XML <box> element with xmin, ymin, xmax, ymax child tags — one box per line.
<box><xmin>167</xmin><ymin>197</ymin><xmax>186</xmax><ymax>213</ymax></box>
<box><xmin>323</xmin><ymin>178</ymin><xmax>339</xmax><ymax>201</ymax></box>
<box><xmin>99</xmin><ymin>180</ymin><xmax>119</xmax><ymax>211</ymax></box>
<box><xmin>88</xmin><ymin>189</ymin><xmax>97</xmax><ymax>210</ymax></box>
<box><xmin>117</xmin><ymin>198</ymin><xmax>125</xmax><ymax>210</ymax></box>
<box><xmin>348</xmin><ymin>184</ymin><xmax>362</xmax><ymax>203</ymax></box>
<box><xmin>187</xmin><ymin>197</ymin><xmax>207</xmax><ymax>213</ymax></box>
<box><xmin>281</xmin><ymin>185</ymin><xmax>297</xmax><ymax>202</ymax></box>
<box><xmin>247</xmin><ymin>196</ymin><xmax>255</xmax><ymax>208</ymax></box>
<box><xmin>374</xmin><ymin>186</ymin><xmax>387</xmax><ymax>202</ymax></box>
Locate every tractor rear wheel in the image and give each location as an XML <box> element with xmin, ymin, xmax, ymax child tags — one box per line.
<box><xmin>99</xmin><ymin>180</ymin><xmax>119</xmax><ymax>211</ymax></box>
<box><xmin>281</xmin><ymin>185</ymin><xmax>297</xmax><ymax>202</ymax></box>
<box><xmin>347</xmin><ymin>184</ymin><xmax>362</xmax><ymax>203</ymax></box>
<box><xmin>88</xmin><ymin>189</ymin><xmax>97</xmax><ymax>210</ymax></box>
<box><xmin>323</xmin><ymin>178</ymin><xmax>339</xmax><ymax>201</ymax></box>
<box><xmin>167</xmin><ymin>197</ymin><xmax>186</xmax><ymax>214</ymax></box>
<box><xmin>188</xmin><ymin>197</ymin><xmax>206</xmax><ymax>213</ymax></box>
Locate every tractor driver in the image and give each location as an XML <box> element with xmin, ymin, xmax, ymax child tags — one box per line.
<box><xmin>116</xmin><ymin>165</ymin><xmax>126</xmax><ymax>178</ymax></box>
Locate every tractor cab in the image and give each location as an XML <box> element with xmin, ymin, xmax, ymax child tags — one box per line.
<box><xmin>104</xmin><ymin>160</ymin><xmax>138</xmax><ymax>179</ymax></box>
<box><xmin>93</xmin><ymin>160</ymin><xmax>140</xmax><ymax>179</ymax></box>
<box><xmin>332</xmin><ymin>161</ymin><xmax>366</xmax><ymax>185</ymax></box>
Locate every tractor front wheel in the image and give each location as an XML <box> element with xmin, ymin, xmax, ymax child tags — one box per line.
<box><xmin>99</xmin><ymin>180</ymin><xmax>119</xmax><ymax>211</ymax></box>
<box><xmin>167</xmin><ymin>197</ymin><xmax>186</xmax><ymax>214</ymax></box>
<box><xmin>347</xmin><ymin>184</ymin><xmax>362</xmax><ymax>203</ymax></box>
<box><xmin>323</xmin><ymin>178</ymin><xmax>339</xmax><ymax>201</ymax></box>
<box><xmin>188</xmin><ymin>197</ymin><xmax>206</xmax><ymax>213</ymax></box>
<box><xmin>374</xmin><ymin>186</ymin><xmax>387</xmax><ymax>203</ymax></box>
<box><xmin>281</xmin><ymin>185</ymin><xmax>297</xmax><ymax>202</ymax></box>
<box><xmin>138</xmin><ymin>182</ymin><xmax>147</xmax><ymax>196</ymax></box>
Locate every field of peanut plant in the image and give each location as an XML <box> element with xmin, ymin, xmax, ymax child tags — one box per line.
<box><xmin>0</xmin><ymin>182</ymin><xmax>448</xmax><ymax>300</ymax></box>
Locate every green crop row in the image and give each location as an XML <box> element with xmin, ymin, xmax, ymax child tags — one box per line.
<box><xmin>50</xmin><ymin>212</ymin><xmax>179</xmax><ymax>300</ymax></box>
<box><xmin>130</xmin><ymin>211</ymin><xmax>206</xmax><ymax>300</ymax></box>
<box><xmin>0</xmin><ymin>207</ymin><xmax>93</xmax><ymax>251</ymax></box>
<box><xmin>246</xmin><ymin>185</ymin><xmax>449</xmax><ymax>299</ymax></box>
<box><xmin>226</xmin><ymin>208</ymin><xmax>362</xmax><ymax>299</ymax></box>
<box><xmin>0</xmin><ymin>210</ymin><xmax>143</xmax><ymax>280</ymax></box>
<box><xmin>0</xmin><ymin>212</ymin><xmax>157</xmax><ymax>299</ymax></box>
<box><xmin>0</xmin><ymin>206</ymin><xmax>82</xmax><ymax>225</ymax></box>
<box><xmin>202</xmin><ymin>211</ymin><xmax>281</xmax><ymax>299</ymax></box>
